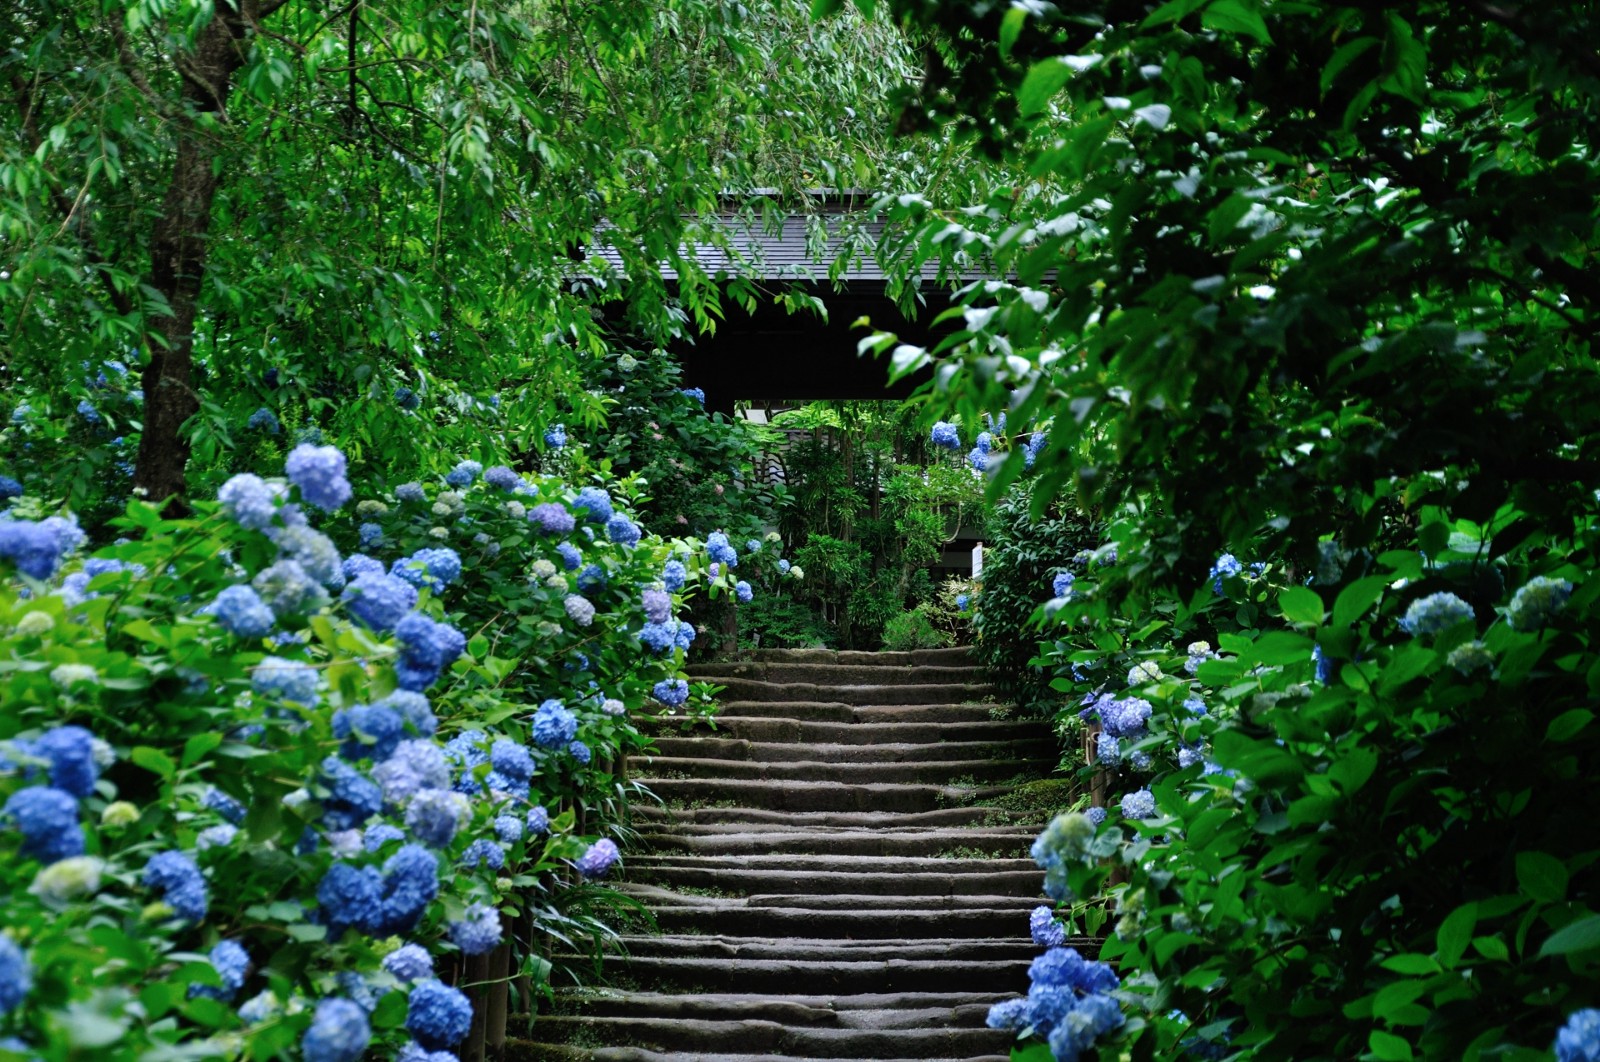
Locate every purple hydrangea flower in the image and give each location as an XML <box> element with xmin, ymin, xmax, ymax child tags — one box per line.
<box><xmin>642</xmin><ymin>589</ymin><xmax>671</xmax><ymax>624</ymax></box>
<box><xmin>564</xmin><ymin>595</ymin><xmax>595</xmax><ymax>627</ymax></box>
<box><xmin>483</xmin><ymin>466</ymin><xmax>521</xmax><ymax>491</ymax></box>
<box><xmin>529</xmin><ymin>503</ymin><xmax>576</xmax><ymax>535</ymax></box>
<box><xmin>575</xmin><ymin>838</ymin><xmax>620</xmax><ymax>879</ymax></box>
<box><xmin>383</xmin><ymin>943</ymin><xmax>433</xmax><ymax>982</ymax></box>
<box><xmin>285</xmin><ymin>444</ymin><xmax>352</xmax><ymax>511</ymax></box>
<box><xmin>653</xmin><ymin>678</ymin><xmax>688</xmax><ymax>706</ymax></box>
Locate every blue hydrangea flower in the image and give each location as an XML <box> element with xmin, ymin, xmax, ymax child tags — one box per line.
<box><xmin>252</xmin><ymin>559</ymin><xmax>329</xmax><ymax>618</ymax></box>
<box><xmin>393</xmin><ymin>613</ymin><xmax>467</xmax><ymax>691</ymax></box>
<box><xmin>396</xmin><ymin>482</ymin><xmax>426</xmax><ymax>503</ymax></box>
<box><xmin>375</xmin><ymin>690</ymin><xmax>438</xmax><ymax>737</ymax></box>
<box><xmin>528</xmin><ymin>503</ymin><xmax>575</xmax><ymax>535</ymax></box>
<box><xmin>556</xmin><ymin>542</ymin><xmax>583</xmax><ymax>570</ymax></box>
<box><xmin>216</xmin><ymin>473</ymin><xmax>281</xmax><ymax>527</ymax></box>
<box><xmin>383</xmin><ymin>943</ymin><xmax>433</xmax><ymax>982</ymax></box>
<box><xmin>681</xmin><ymin>387</ymin><xmax>706</xmax><ymax>404</ymax></box>
<box><xmin>493</xmin><ymin>815</ymin><xmax>523</xmax><ymax>843</ymax></box>
<box><xmin>342</xmin><ymin>573</ymin><xmax>418</xmax><ymax>632</ymax></box>
<box><xmin>406</xmin><ymin>980</ymin><xmax>473</xmax><ymax>1050</ymax></box>
<box><xmin>364</xmin><ymin>824</ymin><xmax>406</xmax><ymax>851</ymax></box>
<box><xmin>653</xmin><ymin>678</ymin><xmax>689</xmax><ymax>706</ymax></box>
<box><xmin>1508</xmin><ymin>575</ymin><xmax>1574</xmax><ymax>631</ymax></box>
<box><xmin>956</xmin><ymin>593</ymin><xmax>969</xmax><ymax>611</ymax></box>
<box><xmin>394</xmin><ymin>387</ymin><xmax>420</xmax><ymax>411</ymax></box>
<box><xmin>404</xmin><ymin>788</ymin><xmax>465</xmax><ymax>848</ymax></box>
<box><xmin>483</xmin><ymin>466</ymin><xmax>521</xmax><ymax>491</ymax></box>
<box><xmin>1399</xmin><ymin>592</ymin><xmax>1475</xmax><ymax>636</ymax></box>
<box><xmin>489</xmin><ymin>739</ymin><xmax>534</xmax><ymax>787</ymax></box>
<box><xmin>333</xmin><ymin>705</ymin><xmax>405</xmax><ymax>762</ymax></box>
<box><xmin>272</xmin><ymin>525</ymin><xmax>345</xmax><ymax>588</ymax></box>
<box><xmin>301</xmin><ymin>998</ymin><xmax>370</xmax><ymax>1062</ymax></box>
<box><xmin>189</xmin><ymin>940</ymin><xmax>251</xmax><ymax>1002</ymax></box>
<box><xmin>735</xmin><ymin>580</ymin><xmax>753</xmax><ymax>603</ymax></box>
<box><xmin>0</xmin><ymin>476</ymin><xmax>21</xmax><ymax>500</ymax></box>
<box><xmin>247</xmin><ymin>407</ymin><xmax>280</xmax><ymax>433</ymax></box>
<box><xmin>568</xmin><ymin>740</ymin><xmax>591</xmax><ymax>765</ymax></box>
<box><xmin>663</xmin><ymin>560</ymin><xmax>687</xmax><ymax>591</ymax></box>
<box><xmin>4</xmin><ymin>787</ymin><xmax>83</xmax><ymax>863</ymax></box>
<box><xmin>392</xmin><ymin>548</ymin><xmax>462</xmax><ymax>593</ymax></box>
<box><xmin>1084</xmin><ymin>806</ymin><xmax>1106</xmax><ymax>826</ymax></box>
<box><xmin>461</xmin><ymin>839</ymin><xmax>505</xmax><ymax>870</ymax></box>
<box><xmin>1030</xmin><ymin>905</ymin><xmax>1066</xmax><ymax>948</ymax></box>
<box><xmin>564</xmin><ymin>595</ymin><xmax>595</xmax><ymax>627</ymax></box>
<box><xmin>930</xmin><ymin>421</ymin><xmax>961</xmax><ymax>450</ymax></box>
<box><xmin>253</xmin><ymin>656</ymin><xmax>319</xmax><ymax>706</ymax></box>
<box><xmin>1556</xmin><ymin>1008</ymin><xmax>1600</xmax><ymax>1062</ymax></box>
<box><xmin>975</xmin><ymin>431</ymin><xmax>993</xmax><ymax>454</ymax></box>
<box><xmin>675</xmin><ymin>622</ymin><xmax>697</xmax><ymax>650</ymax></box>
<box><xmin>526</xmin><ymin>806</ymin><xmax>550</xmax><ymax>835</ymax></box>
<box><xmin>1052</xmin><ymin>571</ymin><xmax>1074</xmax><ymax>598</ymax></box>
<box><xmin>320</xmin><ymin>756</ymin><xmax>384</xmax><ymax>831</ymax></box>
<box><xmin>374</xmin><ymin>844</ymin><xmax>440</xmax><ymax>935</ymax></box>
<box><xmin>544</xmin><ymin>424</ymin><xmax>567</xmax><ymax>448</ymax></box>
<box><xmin>777</xmin><ymin>558</ymin><xmax>791</xmax><ymax>574</ymax></box>
<box><xmin>285</xmin><ymin>444</ymin><xmax>352</xmax><ymax>511</ymax></box>
<box><xmin>143</xmin><ymin>850</ymin><xmax>208</xmax><ymax>921</ymax></box>
<box><xmin>642</xmin><ymin>589</ymin><xmax>672</xmax><ymax>624</ymax></box>
<box><xmin>373</xmin><ymin>741</ymin><xmax>451</xmax><ymax>806</ymax></box>
<box><xmin>197</xmin><ymin>824</ymin><xmax>238</xmax><ymax>850</ymax></box>
<box><xmin>449</xmin><ymin>902</ymin><xmax>502</xmax><ymax>955</ymax></box>
<box><xmin>576</xmin><ymin>838</ymin><xmax>620</xmax><ymax>879</ymax></box>
<box><xmin>0</xmin><ymin>523</ymin><xmax>66</xmax><ymax>580</ymax></box>
<box><xmin>1120</xmin><ymin>788</ymin><xmax>1156</xmax><ymax>820</ymax></box>
<box><xmin>0</xmin><ymin>935</ymin><xmax>31</xmax><ymax>1016</ymax></box>
<box><xmin>1447</xmin><ymin>640</ymin><xmax>1494</xmax><ymax>676</ymax></box>
<box><xmin>358</xmin><ymin>522</ymin><xmax>384</xmax><ymax>549</ymax></box>
<box><xmin>705</xmin><ymin>532</ymin><xmax>738</xmax><ymax>567</ymax></box>
<box><xmin>208</xmin><ymin>584</ymin><xmax>275</xmax><ymax>638</ymax></box>
<box><xmin>341</xmin><ymin>554</ymin><xmax>385</xmax><ymax>582</ymax></box>
<box><xmin>576</xmin><ymin>563</ymin><xmax>605</xmax><ymax>592</ymax></box>
<box><xmin>573</xmin><ymin>487</ymin><xmax>613</xmax><ymax>523</ymax></box>
<box><xmin>531</xmin><ymin>701</ymin><xmax>578</xmax><ymax>749</ymax></box>
<box><xmin>203</xmin><ymin>787</ymin><xmax>246</xmax><ymax>824</ymax></box>
<box><xmin>1209</xmin><ymin>553</ymin><xmax>1243</xmax><ymax>594</ymax></box>
<box><xmin>985</xmin><ymin>997</ymin><xmax>1028</xmax><ymax>1031</ymax></box>
<box><xmin>606</xmin><ymin>514</ymin><xmax>640</xmax><ymax>547</ymax></box>
<box><xmin>30</xmin><ymin>726</ymin><xmax>101</xmax><ymax>798</ymax></box>
<box><xmin>638</xmin><ymin>621</ymin><xmax>680</xmax><ymax>654</ymax></box>
<box><xmin>77</xmin><ymin>399</ymin><xmax>101</xmax><ymax>424</ymax></box>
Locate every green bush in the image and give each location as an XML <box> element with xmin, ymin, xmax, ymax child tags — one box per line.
<box><xmin>881</xmin><ymin>606</ymin><xmax>951</xmax><ymax>651</ymax></box>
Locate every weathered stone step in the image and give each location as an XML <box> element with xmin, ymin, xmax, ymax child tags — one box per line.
<box><xmin>572</xmin><ymin>955</ymin><xmax>1031</xmax><ymax>994</ymax></box>
<box><xmin>683</xmin><ymin>702</ymin><xmax>999</xmax><ymax>724</ymax></box>
<box><xmin>653</xmin><ymin>717</ymin><xmax>1036</xmax><ymax>745</ymax></box>
<box><xmin>637</xmin><ymin>826</ymin><xmax>1033</xmax><ymax>858</ymax></box>
<box><xmin>710</xmin><ymin>678</ymin><xmax>993</xmax><ymax>705</ymax></box>
<box><xmin>731</xmin><ymin>647</ymin><xmax>975</xmax><ymax>667</ymax></box>
<box><xmin>635</xmin><ymin>755</ymin><xmax>1050</xmax><ymax>785</ymax></box>
<box><xmin>630</xmin><ymin>806</ymin><xmax>1031</xmax><ymax>829</ymax></box>
<box><xmin>548</xmin><ymin>990</ymin><xmax>1010</xmax><ymax>1023</ymax></box>
<box><xmin>637</xmin><ymin>777</ymin><xmax>1008</xmax><ymax>814</ymax></box>
<box><xmin>616</xmin><ymin>886</ymin><xmax>1046</xmax><ymax>913</ymax></box>
<box><xmin>623</xmin><ymin>863</ymin><xmax>1041</xmax><ymax>897</ymax></box>
<box><xmin>514</xmin><ymin>1046</ymin><xmax>1007</xmax><ymax>1062</ymax></box>
<box><xmin>692</xmin><ymin>662</ymin><xmax>984</xmax><ymax>687</ymax></box>
<box><xmin>611</xmin><ymin>935</ymin><xmax>1037</xmax><ymax>963</ymax></box>
<box><xmin>631</xmin><ymin>853</ymin><xmax>1035</xmax><ymax>875</ymax></box>
<box><xmin>645</xmin><ymin>737</ymin><xmax>1055</xmax><ymax>764</ymax></box>
<box><xmin>643</xmin><ymin>902</ymin><xmax>1035</xmax><ymax>939</ymax></box>
<box><xmin>527</xmin><ymin>1014</ymin><xmax>1012</xmax><ymax>1059</ymax></box>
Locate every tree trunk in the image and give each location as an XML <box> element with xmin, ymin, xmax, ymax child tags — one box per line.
<box><xmin>132</xmin><ymin>6</ymin><xmax>255</xmax><ymax>511</ymax></box>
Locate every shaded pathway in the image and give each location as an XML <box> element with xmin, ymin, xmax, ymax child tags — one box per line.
<box><xmin>524</xmin><ymin>647</ymin><xmax>1072</xmax><ymax>1061</ymax></box>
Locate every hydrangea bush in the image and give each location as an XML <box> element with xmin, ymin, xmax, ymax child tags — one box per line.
<box><xmin>0</xmin><ymin>445</ymin><xmax>724</xmax><ymax>1060</ymax></box>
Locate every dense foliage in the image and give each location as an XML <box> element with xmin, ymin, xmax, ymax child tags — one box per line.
<box><xmin>0</xmin><ymin>445</ymin><xmax>727</xmax><ymax>1060</ymax></box>
<box><xmin>872</xmin><ymin>0</ymin><xmax>1600</xmax><ymax>1058</ymax></box>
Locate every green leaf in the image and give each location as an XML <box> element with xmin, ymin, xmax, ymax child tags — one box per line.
<box><xmin>1140</xmin><ymin>0</ymin><xmax>1209</xmax><ymax>29</ymax></box>
<box><xmin>1012</xmin><ymin>1044</ymin><xmax>1056</xmax><ymax>1062</ymax></box>
<box><xmin>1278</xmin><ymin>586</ymin><xmax>1324</xmax><ymax>627</ymax></box>
<box><xmin>1538</xmin><ymin>914</ymin><xmax>1600</xmax><ymax>958</ymax></box>
<box><xmin>1200</xmin><ymin>0</ymin><xmax>1272</xmax><ymax>44</ymax></box>
<box><xmin>1370</xmin><ymin>1030</ymin><xmax>1415</xmax><ymax>1061</ymax></box>
<box><xmin>1471</xmin><ymin>935</ymin><xmax>1510</xmax><ymax>962</ymax></box>
<box><xmin>1516</xmin><ymin>851</ymin><xmax>1568</xmax><ymax>904</ymax></box>
<box><xmin>1545</xmin><ymin>708</ymin><xmax>1593</xmax><ymax>742</ymax></box>
<box><xmin>1321</xmin><ymin>36</ymin><xmax>1379</xmax><ymax>95</ymax></box>
<box><xmin>1334</xmin><ymin>575</ymin><xmax>1392</xmax><ymax>629</ymax></box>
<box><xmin>1017</xmin><ymin>59</ymin><xmax>1076</xmax><ymax>118</ymax></box>
<box><xmin>131</xmin><ymin>746</ymin><xmax>176</xmax><ymax>781</ymax></box>
<box><xmin>1436</xmin><ymin>903</ymin><xmax>1477</xmax><ymax>967</ymax></box>
<box><xmin>181</xmin><ymin>732</ymin><xmax>223</xmax><ymax>768</ymax></box>
<box><xmin>999</xmin><ymin>6</ymin><xmax>1026</xmax><ymax>59</ymax></box>
<box><xmin>808</xmin><ymin>0</ymin><xmax>843</xmax><ymax>16</ymax></box>
<box><xmin>1380</xmin><ymin>954</ymin><xmax>1440</xmax><ymax>976</ymax></box>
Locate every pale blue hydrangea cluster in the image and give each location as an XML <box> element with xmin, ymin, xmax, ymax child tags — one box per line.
<box><xmin>0</xmin><ymin>935</ymin><xmax>30</xmax><ymax>1016</ymax></box>
<box><xmin>448</xmin><ymin>902</ymin><xmax>502</xmax><ymax>955</ymax></box>
<box><xmin>189</xmin><ymin>941</ymin><xmax>251</xmax><ymax>1002</ymax></box>
<box><xmin>642</xmin><ymin>589</ymin><xmax>671</xmax><ymax>624</ymax></box>
<box><xmin>529</xmin><ymin>502</ymin><xmax>575</xmax><ymax>535</ymax></box>
<box><xmin>663</xmin><ymin>559</ymin><xmax>687</xmax><ymax>591</ymax></box>
<box><xmin>930</xmin><ymin>421</ymin><xmax>961</xmax><ymax>451</ymax></box>
<box><xmin>1507</xmin><ymin>575</ymin><xmax>1573</xmax><ymax>630</ymax></box>
<box><xmin>735</xmin><ymin>580</ymin><xmax>753</xmax><ymax>603</ymax></box>
<box><xmin>705</xmin><ymin>532</ymin><xmax>738</xmax><ymax>568</ymax></box>
<box><xmin>286</xmin><ymin>444</ymin><xmax>353</xmax><ymax>511</ymax></box>
<box><xmin>406</xmin><ymin>980</ymin><xmax>473</xmax><ymax>1049</ymax></box>
<box><xmin>653</xmin><ymin>678</ymin><xmax>689</xmax><ymax>706</ymax></box>
<box><xmin>986</xmin><ymin>945</ymin><xmax>1123</xmax><ymax>1061</ymax></box>
<box><xmin>1030</xmin><ymin>905</ymin><xmax>1066</xmax><ymax>947</ymax></box>
<box><xmin>1030</xmin><ymin>812</ymin><xmax>1095</xmax><ymax>902</ymax></box>
<box><xmin>253</xmin><ymin>656</ymin><xmax>320</xmax><ymax>706</ymax></box>
<box><xmin>1447</xmin><ymin>640</ymin><xmax>1494</xmax><ymax>676</ymax></box>
<box><xmin>302</xmin><ymin>997</ymin><xmax>369</xmax><ymax>1062</ymax></box>
<box><xmin>483</xmin><ymin>465</ymin><xmax>521</xmax><ymax>491</ymax></box>
<box><xmin>544</xmin><ymin>424</ymin><xmax>567</xmax><ymax>448</ymax></box>
<box><xmin>1023</xmin><ymin>430</ymin><xmax>1047</xmax><ymax>469</ymax></box>
<box><xmin>1120</xmin><ymin>788</ymin><xmax>1156</xmax><ymax>820</ymax></box>
<box><xmin>564</xmin><ymin>594</ymin><xmax>596</xmax><ymax>626</ymax></box>
<box><xmin>1209</xmin><ymin>553</ymin><xmax>1242</xmax><ymax>594</ymax></box>
<box><xmin>606</xmin><ymin>514</ymin><xmax>641</xmax><ymax>547</ymax></box>
<box><xmin>557</xmin><ymin>542</ymin><xmax>583</xmax><ymax>570</ymax></box>
<box><xmin>531</xmin><ymin>700</ymin><xmax>578</xmax><ymax>749</ymax></box>
<box><xmin>1399</xmin><ymin>592</ymin><xmax>1475</xmax><ymax>636</ymax></box>
<box><xmin>341</xmin><ymin>573</ymin><xmax>418</xmax><ymax>632</ymax></box>
<box><xmin>0</xmin><ymin>517</ymin><xmax>83</xmax><ymax>579</ymax></box>
<box><xmin>1051</xmin><ymin>571</ymin><xmax>1074</xmax><ymax>598</ymax></box>
<box><xmin>1557</xmin><ymin>1009</ymin><xmax>1600</xmax><ymax>1062</ymax></box>
<box><xmin>143</xmin><ymin>850</ymin><xmax>209</xmax><ymax>922</ymax></box>
<box><xmin>576</xmin><ymin>837</ymin><xmax>620</xmax><ymax>878</ymax></box>
<box><xmin>396</xmin><ymin>482</ymin><xmax>426</xmax><ymax>503</ymax></box>
<box><xmin>573</xmin><ymin>486</ymin><xmax>613</xmax><ymax>523</ymax></box>
<box><xmin>390</xmin><ymin>547</ymin><xmax>461</xmax><ymax>594</ymax></box>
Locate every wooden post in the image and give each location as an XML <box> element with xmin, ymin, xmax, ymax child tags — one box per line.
<box><xmin>461</xmin><ymin>950</ymin><xmax>492</xmax><ymax>1062</ymax></box>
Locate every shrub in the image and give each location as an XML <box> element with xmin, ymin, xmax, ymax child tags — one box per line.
<box><xmin>882</xmin><ymin>606</ymin><xmax>951</xmax><ymax>651</ymax></box>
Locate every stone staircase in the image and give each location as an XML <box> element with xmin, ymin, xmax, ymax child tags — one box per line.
<box><xmin>517</xmin><ymin>647</ymin><xmax>1078</xmax><ymax>1062</ymax></box>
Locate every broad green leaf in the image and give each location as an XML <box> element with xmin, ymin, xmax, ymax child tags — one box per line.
<box><xmin>1538</xmin><ymin>914</ymin><xmax>1600</xmax><ymax>958</ymax></box>
<box><xmin>1278</xmin><ymin>585</ymin><xmax>1324</xmax><ymax>626</ymax></box>
<box><xmin>1201</xmin><ymin>0</ymin><xmax>1272</xmax><ymax>43</ymax></box>
<box><xmin>1545</xmin><ymin>709</ymin><xmax>1593</xmax><ymax>743</ymax></box>
<box><xmin>1369</xmin><ymin>1030</ymin><xmax>1415</xmax><ymax>1061</ymax></box>
<box><xmin>1436</xmin><ymin>903</ymin><xmax>1477</xmax><ymax>967</ymax></box>
<box><xmin>1516</xmin><ymin>851</ymin><xmax>1568</xmax><ymax>904</ymax></box>
<box><xmin>1018</xmin><ymin>59</ymin><xmax>1076</xmax><ymax>117</ymax></box>
<box><xmin>1321</xmin><ymin>36</ymin><xmax>1379</xmax><ymax>95</ymax></box>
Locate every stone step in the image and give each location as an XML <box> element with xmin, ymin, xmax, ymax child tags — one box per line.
<box><xmin>611</xmin><ymin>935</ymin><xmax>1038</xmax><ymax>963</ymax></box>
<box><xmin>634</xmin><ymin>755</ymin><xmax>1051</xmax><ymax>786</ymax></box>
<box><xmin>692</xmin><ymin>662</ymin><xmax>985</xmax><ymax>687</ymax></box>
<box><xmin>572</xmin><ymin>954</ymin><xmax>1032</xmax><ymax>994</ymax></box>
<box><xmin>637</xmin><ymin>826</ymin><xmax>1033</xmax><ymax>858</ymax></box>
<box><xmin>637</xmin><ymin>777</ymin><xmax>1008</xmax><ymax>814</ymax></box>
<box><xmin>731</xmin><ymin>647</ymin><xmax>976</xmax><ymax>667</ymax></box>
<box><xmin>709</xmin><ymin>678</ymin><xmax>993</xmax><ymax>706</ymax></box>
<box><xmin>616</xmin><ymin>885</ymin><xmax>1048</xmax><ymax>913</ymax></box>
<box><xmin>514</xmin><ymin>1046</ymin><xmax>1008</xmax><ymax>1062</ymax></box>
<box><xmin>642</xmin><ymin>902</ymin><xmax>1036</xmax><ymax>939</ymax></box>
<box><xmin>526</xmin><ymin>1014</ymin><xmax>1013</xmax><ymax>1059</ymax></box>
<box><xmin>630</xmin><ymin>806</ymin><xmax>1032</xmax><ymax>829</ymax></box>
<box><xmin>646</xmin><ymin>737</ymin><xmax>1055</xmax><ymax>764</ymax></box>
<box><xmin>653</xmin><ymin>717</ymin><xmax>1038</xmax><ymax>745</ymax></box>
<box><xmin>622</xmin><ymin>863</ymin><xmax>1041</xmax><ymax>897</ymax></box>
<box><xmin>681</xmin><ymin>702</ymin><xmax>1000</xmax><ymax>724</ymax></box>
<box><xmin>548</xmin><ymin>990</ymin><xmax>1011</xmax><ymax>1022</ymax></box>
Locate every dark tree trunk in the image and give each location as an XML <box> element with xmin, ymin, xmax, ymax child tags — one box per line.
<box><xmin>132</xmin><ymin>6</ymin><xmax>256</xmax><ymax>512</ymax></box>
